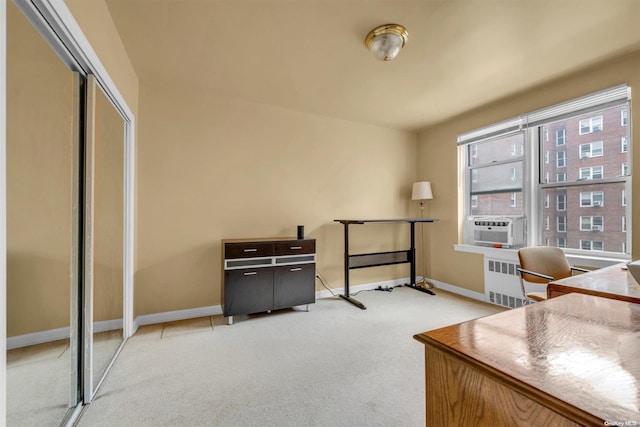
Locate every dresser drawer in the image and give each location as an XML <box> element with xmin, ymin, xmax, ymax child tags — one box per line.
<box><xmin>274</xmin><ymin>240</ymin><xmax>315</xmax><ymax>255</ymax></box>
<box><xmin>225</xmin><ymin>242</ymin><xmax>273</xmax><ymax>259</ymax></box>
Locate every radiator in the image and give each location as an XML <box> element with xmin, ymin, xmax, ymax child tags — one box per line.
<box><xmin>484</xmin><ymin>256</ymin><xmax>544</xmax><ymax>309</ymax></box>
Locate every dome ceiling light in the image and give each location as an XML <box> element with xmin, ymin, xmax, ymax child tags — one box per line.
<box><xmin>365</xmin><ymin>24</ymin><xmax>409</xmax><ymax>61</ymax></box>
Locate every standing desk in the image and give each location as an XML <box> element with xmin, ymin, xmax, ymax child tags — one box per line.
<box><xmin>334</xmin><ymin>218</ymin><xmax>438</xmax><ymax>309</ymax></box>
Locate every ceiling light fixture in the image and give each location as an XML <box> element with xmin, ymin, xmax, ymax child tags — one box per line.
<box><xmin>365</xmin><ymin>24</ymin><xmax>409</xmax><ymax>61</ymax></box>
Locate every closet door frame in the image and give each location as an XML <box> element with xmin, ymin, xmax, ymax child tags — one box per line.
<box><xmin>1</xmin><ymin>0</ymin><xmax>136</xmax><ymax>418</ymax></box>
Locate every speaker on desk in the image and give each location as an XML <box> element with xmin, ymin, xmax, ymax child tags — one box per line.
<box><xmin>297</xmin><ymin>225</ymin><xmax>304</xmax><ymax>240</ymax></box>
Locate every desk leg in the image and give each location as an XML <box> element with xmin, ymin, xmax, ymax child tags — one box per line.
<box><xmin>340</xmin><ymin>222</ymin><xmax>366</xmax><ymax>310</ymax></box>
<box><xmin>405</xmin><ymin>221</ymin><xmax>435</xmax><ymax>296</ymax></box>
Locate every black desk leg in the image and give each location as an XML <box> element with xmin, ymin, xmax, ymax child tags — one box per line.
<box><xmin>405</xmin><ymin>221</ymin><xmax>435</xmax><ymax>296</ymax></box>
<box><xmin>340</xmin><ymin>222</ymin><xmax>366</xmax><ymax>310</ymax></box>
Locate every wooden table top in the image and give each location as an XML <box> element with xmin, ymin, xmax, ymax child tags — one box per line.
<box><xmin>548</xmin><ymin>262</ymin><xmax>640</xmax><ymax>304</ymax></box>
<box><xmin>414</xmin><ymin>293</ymin><xmax>640</xmax><ymax>424</ymax></box>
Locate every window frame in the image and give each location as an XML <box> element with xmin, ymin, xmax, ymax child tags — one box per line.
<box><xmin>458</xmin><ymin>85</ymin><xmax>631</xmax><ymax>259</ymax></box>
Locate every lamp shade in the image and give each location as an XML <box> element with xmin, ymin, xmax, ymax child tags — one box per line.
<box><xmin>412</xmin><ymin>181</ymin><xmax>433</xmax><ymax>201</ymax></box>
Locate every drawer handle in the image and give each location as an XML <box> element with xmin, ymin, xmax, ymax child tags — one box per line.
<box><xmin>290</xmin><ymin>246</ymin><xmax>302</xmax><ymax>250</ymax></box>
<box><xmin>290</xmin><ymin>267</ymin><xmax>303</xmax><ymax>272</ymax></box>
<box><xmin>243</xmin><ymin>248</ymin><xmax>258</xmax><ymax>253</ymax></box>
<box><xmin>243</xmin><ymin>272</ymin><xmax>258</xmax><ymax>276</ymax></box>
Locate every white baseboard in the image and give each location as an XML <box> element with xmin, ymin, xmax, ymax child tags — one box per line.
<box><xmin>429</xmin><ymin>278</ymin><xmax>487</xmax><ymax>302</ymax></box>
<box><xmin>132</xmin><ymin>305</ymin><xmax>223</xmax><ymax>334</ymax></box>
<box><xmin>6</xmin><ymin>318</ymin><xmax>123</xmax><ymax>350</ymax></box>
<box><xmin>315</xmin><ymin>277</ymin><xmax>409</xmax><ymax>299</ymax></box>
<box><xmin>126</xmin><ymin>277</ymin><xmax>487</xmax><ymax>334</ymax></box>
<box><xmin>6</xmin><ymin>326</ymin><xmax>70</xmax><ymax>350</ymax></box>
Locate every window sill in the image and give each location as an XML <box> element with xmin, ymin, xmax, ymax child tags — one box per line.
<box><xmin>454</xmin><ymin>244</ymin><xmax>626</xmax><ymax>269</ymax></box>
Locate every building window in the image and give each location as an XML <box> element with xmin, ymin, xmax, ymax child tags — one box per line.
<box><xmin>579</xmin><ymin>115</ymin><xmax>603</xmax><ymax>135</ymax></box>
<box><xmin>579</xmin><ymin>141</ymin><xmax>604</xmax><ymax>159</ymax></box>
<box><xmin>621</xmin><ymin>109</ymin><xmax>628</xmax><ymax>126</ymax></box>
<box><xmin>622</xmin><ymin>163</ymin><xmax>629</xmax><ymax>176</ymax></box>
<box><xmin>557</xmin><ymin>194</ymin><xmax>566</xmax><ymax>211</ymax></box>
<box><xmin>579</xmin><ymin>166</ymin><xmax>603</xmax><ymax>180</ymax></box>
<box><xmin>580</xmin><ymin>240</ymin><xmax>604</xmax><ymax>251</ymax></box>
<box><xmin>622</xmin><ymin>216</ymin><xmax>627</xmax><ymax>232</ymax></box>
<box><xmin>580</xmin><ymin>216</ymin><xmax>603</xmax><ymax>231</ymax></box>
<box><xmin>459</xmin><ymin>85</ymin><xmax>630</xmax><ymax>255</ymax></box>
<box><xmin>580</xmin><ymin>191</ymin><xmax>604</xmax><ymax>207</ymax></box>
<box><xmin>557</xmin><ymin>216</ymin><xmax>567</xmax><ymax>232</ymax></box>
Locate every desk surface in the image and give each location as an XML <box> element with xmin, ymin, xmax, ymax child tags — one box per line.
<box><xmin>334</xmin><ymin>218</ymin><xmax>438</xmax><ymax>224</ymax></box>
<box><xmin>414</xmin><ymin>293</ymin><xmax>640</xmax><ymax>424</ymax></box>
<box><xmin>548</xmin><ymin>262</ymin><xmax>640</xmax><ymax>303</ymax></box>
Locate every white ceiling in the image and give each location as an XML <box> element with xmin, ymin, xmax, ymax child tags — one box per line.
<box><xmin>105</xmin><ymin>0</ymin><xmax>640</xmax><ymax>132</ymax></box>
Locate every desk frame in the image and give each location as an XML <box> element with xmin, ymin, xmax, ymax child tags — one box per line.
<box><xmin>334</xmin><ymin>218</ymin><xmax>438</xmax><ymax>309</ymax></box>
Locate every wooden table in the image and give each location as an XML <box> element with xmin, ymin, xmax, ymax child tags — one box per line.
<box><xmin>414</xmin><ymin>293</ymin><xmax>640</xmax><ymax>426</ymax></box>
<box><xmin>548</xmin><ymin>262</ymin><xmax>640</xmax><ymax>303</ymax></box>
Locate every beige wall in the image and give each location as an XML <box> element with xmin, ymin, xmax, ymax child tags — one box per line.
<box><xmin>418</xmin><ymin>50</ymin><xmax>640</xmax><ymax>294</ymax></box>
<box><xmin>135</xmin><ymin>80</ymin><xmax>418</xmax><ymax>315</ymax></box>
<box><xmin>65</xmin><ymin>0</ymin><xmax>139</xmax><ymax>118</ymax></box>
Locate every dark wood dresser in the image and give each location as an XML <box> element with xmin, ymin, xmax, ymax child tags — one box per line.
<box><xmin>222</xmin><ymin>237</ymin><xmax>316</xmax><ymax>324</ymax></box>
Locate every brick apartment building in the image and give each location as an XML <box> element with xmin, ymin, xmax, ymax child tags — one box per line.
<box><xmin>469</xmin><ymin>104</ymin><xmax>630</xmax><ymax>253</ymax></box>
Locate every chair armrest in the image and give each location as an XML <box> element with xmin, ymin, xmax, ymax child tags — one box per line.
<box><xmin>516</xmin><ymin>267</ymin><xmax>553</xmax><ymax>281</ymax></box>
<box><xmin>570</xmin><ymin>266</ymin><xmax>590</xmax><ymax>274</ymax></box>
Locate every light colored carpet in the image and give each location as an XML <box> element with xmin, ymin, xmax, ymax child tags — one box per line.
<box><xmin>76</xmin><ymin>287</ymin><xmax>504</xmax><ymax>427</ymax></box>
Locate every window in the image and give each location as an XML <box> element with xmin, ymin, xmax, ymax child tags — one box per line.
<box><xmin>621</xmin><ymin>109</ymin><xmax>628</xmax><ymax>126</ymax></box>
<box><xmin>579</xmin><ymin>116</ymin><xmax>603</xmax><ymax>135</ymax></box>
<box><xmin>579</xmin><ymin>166</ymin><xmax>603</xmax><ymax>180</ymax></box>
<box><xmin>580</xmin><ymin>191</ymin><xmax>604</xmax><ymax>207</ymax></box>
<box><xmin>579</xmin><ymin>141</ymin><xmax>603</xmax><ymax>158</ymax></box>
<box><xmin>557</xmin><ymin>194</ymin><xmax>566</xmax><ymax>211</ymax></box>
<box><xmin>466</xmin><ymin>132</ymin><xmax>524</xmax><ymax>216</ymax></box>
<box><xmin>580</xmin><ymin>240</ymin><xmax>603</xmax><ymax>251</ymax></box>
<box><xmin>580</xmin><ymin>216</ymin><xmax>603</xmax><ymax>231</ymax></box>
<box><xmin>557</xmin><ymin>216</ymin><xmax>567</xmax><ymax>232</ymax></box>
<box><xmin>622</xmin><ymin>216</ymin><xmax>627</xmax><ymax>232</ymax></box>
<box><xmin>459</xmin><ymin>85</ymin><xmax>630</xmax><ymax>256</ymax></box>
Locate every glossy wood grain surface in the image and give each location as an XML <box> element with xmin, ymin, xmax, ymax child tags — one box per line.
<box><xmin>548</xmin><ymin>263</ymin><xmax>640</xmax><ymax>303</ymax></box>
<box><xmin>414</xmin><ymin>293</ymin><xmax>640</xmax><ymax>424</ymax></box>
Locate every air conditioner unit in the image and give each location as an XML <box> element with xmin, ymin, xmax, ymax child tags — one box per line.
<box><xmin>468</xmin><ymin>216</ymin><xmax>526</xmax><ymax>248</ymax></box>
<box><xmin>592</xmin><ymin>225</ymin><xmax>603</xmax><ymax>231</ymax></box>
<box><xmin>593</xmin><ymin>201</ymin><xmax>602</xmax><ymax>207</ymax></box>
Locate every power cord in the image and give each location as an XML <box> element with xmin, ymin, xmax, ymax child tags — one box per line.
<box><xmin>315</xmin><ymin>273</ymin><xmax>338</xmax><ymax>296</ymax></box>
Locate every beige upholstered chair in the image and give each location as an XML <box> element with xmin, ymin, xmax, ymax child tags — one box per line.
<box><xmin>516</xmin><ymin>247</ymin><xmax>589</xmax><ymax>302</ymax></box>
